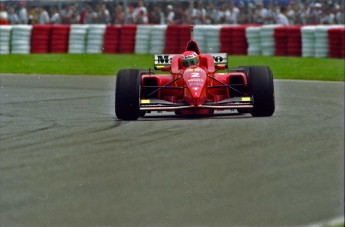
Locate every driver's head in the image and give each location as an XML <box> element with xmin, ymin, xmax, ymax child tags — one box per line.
<box><xmin>181</xmin><ymin>51</ymin><xmax>199</xmax><ymax>67</ymax></box>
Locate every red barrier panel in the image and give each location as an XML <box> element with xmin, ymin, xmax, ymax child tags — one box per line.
<box><xmin>103</xmin><ymin>25</ymin><xmax>121</xmax><ymax>53</ymax></box>
<box><xmin>178</xmin><ymin>25</ymin><xmax>191</xmax><ymax>53</ymax></box>
<box><xmin>119</xmin><ymin>25</ymin><xmax>137</xmax><ymax>53</ymax></box>
<box><xmin>274</xmin><ymin>26</ymin><xmax>287</xmax><ymax>56</ymax></box>
<box><xmin>232</xmin><ymin>26</ymin><xmax>248</xmax><ymax>55</ymax></box>
<box><xmin>164</xmin><ymin>25</ymin><xmax>180</xmax><ymax>54</ymax></box>
<box><xmin>286</xmin><ymin>26</ymin><xmax>302</xmax><ymax>56</ymax></box>
<box><xmin>221</xmin><ymin>25</ymin><xmax>253</xmax><ymax>55</ymax></box>
<box><xmin>220</xmin><ymin>26</ymin><xmax>233</xmax><ymax>54</ymax></box>
<box><xmin>164</xmin><ymin>25</ymin><xmax>191</xmax><ymax>54</ymax></box>
<box><xmin>328</xmin><ymin>28</ymin><xmax>344</xmax><ymax>58</ymax></box>
<box><xmin>341</xmin><ymin>29</ymin><xmax>345</xmax><ymax>58</ymax></box>
<box><xmin>50</xmin><ymin>25</ymin><xmax>70</xmax><ymax>53</ymax></box>
<box><xmin>31</xmin><ymin>25</ymin><xmax>52</xmax><ymax>53</ymax></box>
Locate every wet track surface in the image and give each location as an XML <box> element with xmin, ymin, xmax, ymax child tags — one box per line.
<box><xmin>0</xmin><ymin>74</ymin><xmax>344</xmax><ymax>226</ymax></box>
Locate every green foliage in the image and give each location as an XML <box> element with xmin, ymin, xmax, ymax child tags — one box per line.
<box><xmin>0</xmin><ymin>54</ymin><xmax>343</xmax><ymax>81</ymax></box>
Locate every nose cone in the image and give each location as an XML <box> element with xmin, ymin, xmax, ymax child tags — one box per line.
<box><xmin>189</xmin><ymin>85</ymin><xmax>204</xmax><ymax>99</ymax></box>
<box><xmin>183</xmin><ymin>67</ymin><xmax>207</xmax><ymax>105</ymax></box>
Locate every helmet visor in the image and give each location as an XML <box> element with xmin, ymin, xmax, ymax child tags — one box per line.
<box><xmin>182</xmin><ymin>58</ymin><xmax>198</xmax><ymax>67</ymax></box>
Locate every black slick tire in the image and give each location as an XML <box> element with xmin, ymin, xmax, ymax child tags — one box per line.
<box><xmin>115</xmin><ymin>69</ymin><xmax>141</xmax><ymax>120</ymax></box>
<box><xmin>244</xmin><ymin>66</ymin><xmax>275</xmax><ymax>117</ymax></box>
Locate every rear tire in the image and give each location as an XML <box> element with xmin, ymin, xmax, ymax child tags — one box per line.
<box><xmin>243</xmin><ymin>66</ymin><xmax>275</xmax><ymax>117</ymax></box>
<box><xmin>115</xmin><ymin>69</ymin><xmax>141</xmax><ymax>120</ymax></box>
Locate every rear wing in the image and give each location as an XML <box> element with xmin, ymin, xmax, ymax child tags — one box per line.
<box><xmin>154</xmin><ymin>53</ymin><xmax>228</xmax><ymax>69</ymax></box>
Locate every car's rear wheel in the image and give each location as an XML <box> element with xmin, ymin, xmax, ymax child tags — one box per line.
<box><xmin>243</xmin><ymin>66</ymin><xmax>275</xmax><ymax>117</ymax></box>
<box><xmin>115</xmin><ymin>69</ymin><xmax>141</xmax><ymax>120</ymax></box>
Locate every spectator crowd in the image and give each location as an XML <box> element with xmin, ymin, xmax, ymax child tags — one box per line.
<box><xmin>0</xmin><ymin>0</ymin><xmax>344</xmax><ymax>26</ymax></box>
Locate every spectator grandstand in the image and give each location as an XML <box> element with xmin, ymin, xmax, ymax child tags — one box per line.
<box><xmin>0</xmin><ymin>0</ymin><xmax>343</xmax><ymax>26</ymax></box>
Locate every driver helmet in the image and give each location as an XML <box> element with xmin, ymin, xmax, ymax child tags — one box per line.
<box><xmin>181</xmin><ymin>51</ymin><xmax>199</xmax><ymax>67</ymax></box>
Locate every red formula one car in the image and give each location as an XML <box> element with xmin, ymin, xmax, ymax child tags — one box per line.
<box><xmin>115</xmin><ymin>39</ymin><xmax>275</xmax><ymax>120</ymax></box>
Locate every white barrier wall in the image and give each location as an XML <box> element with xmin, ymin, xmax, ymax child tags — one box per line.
<box><xmin>68</xmin><ymin>24</ymin><xmax>88</xmax><ymax>54</ymax></box>
<box><xmin>246</xmin><ymin>26</ymin><xmax>261</xmax><ymax>56</ymax></box>
<box><xmin>301</xmin><ymin>25</ymin><xmax>344</xmax><ymax>58</ymax></box>
<box><xmin>0</xmin><ymin>25</ymin><xmax>11</xmax><ymax>54</ymax></box>
<box><xmin>193</xmin><ymin>25</ymin><xmax>222</xmax><ymax>53</ymax></box>
<box><xmin>301</xmin><ymin>26</ymin><xmax>316</xmax><ymax>57</ymax></box>
<box><xmin>193</xmin><ymin>25</ymin><xmax>207</xmax><ymax>53</ymax></box>
<box><xmin>135</xmin><ymin>25</ymin><xmax>152</xmax><ymax>54</ymax></box>
<box><xmin>0</xmin><ymin>24</ymin><xmax>344</xmax><ymax>58</ymax></box>
<box><xmin>194</xmin><ymin>25</ymin><xmax>222</xmax><ymax>53</ymax></box>
<box><xmin>205</xmin><ymin>25</ymin><xmax>222</xmax><ymax>53</ymax></box>
<box><xmin>149</xmin><ymin>25</ymin><xmax>166</xmax><ymax>54</ymax></box>
<box><xmin>86</xmin><ymin>24</ymin><xmax>106</xmax><ymax>54</ymax></box>
<box><xmin>315</xmin><ymin>25</ymin><xmax>344</xmax><ymax>58</ymax></box>
<box><xmin>260</xmin><ymin>25</ymin><xmax>281</xmax><ymax>56</ymax></box>
<box><xmin>11</xmin><ymin>25</ymin><xmax>32</xmax><ymax>54</ymax></box>
<box><xmin>315</xmin><ymin>25</ymin><xmax>331</xmax><ymax>58</ymax></box>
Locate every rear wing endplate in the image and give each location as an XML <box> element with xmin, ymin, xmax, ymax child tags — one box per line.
<box><xmin>154</xmin><ymin>53</ymin><xmax>228</xmax><ymax>68</ymax></box>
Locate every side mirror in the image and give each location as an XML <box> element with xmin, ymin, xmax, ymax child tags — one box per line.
<box><xmin>155</xmin><ymin>65</ymin><xmax>171</xmax><ymax>71</ymax></box>
<box><xmin>216</xmin><ymin>64</ymin><xmax>227</xmax><ymax>70</ymax></box>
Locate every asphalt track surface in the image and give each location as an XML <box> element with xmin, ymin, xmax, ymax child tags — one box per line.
<box><xmin>0</xmin><ymin>74</ymin><xmax>344</xmax><ymax>227</ymax></box>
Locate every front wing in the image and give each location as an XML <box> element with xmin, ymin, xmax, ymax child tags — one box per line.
<box><xmin>140</xmin><ymin>97</ymin><xmax>253</xmax><ymax>111</ymax></box>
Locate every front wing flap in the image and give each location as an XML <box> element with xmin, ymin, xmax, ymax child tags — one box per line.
<box><xmin>140</xmin><ymin>97</ymin><xmax>253</xmax><ymax>111</ymax></box>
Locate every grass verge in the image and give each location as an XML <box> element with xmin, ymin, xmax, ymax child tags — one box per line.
<box><xmin>0</xmin><ymin>54</ymin><xmax>344</xmax><ymax>81</ymax></box>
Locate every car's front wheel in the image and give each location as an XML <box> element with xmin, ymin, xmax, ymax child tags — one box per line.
<box><xmin>243</xmin><ymin>66</ymin><xmax>275</xmax><ymax>117</ymax></box>
<box><xmin>115</xmin><ymin>69</ymin><xmax>141</xmax><ymax>120</ymax></box>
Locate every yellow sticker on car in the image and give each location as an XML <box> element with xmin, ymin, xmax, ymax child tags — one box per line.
<box><xmin>141</xmin><ymin>99</ymin><xmax>150</xmax><ymax>104</ymax></box>
<box><xmin>242</xmin><ymin>97</ymin><xmax>251</xmax><ymax>102</ymax></box>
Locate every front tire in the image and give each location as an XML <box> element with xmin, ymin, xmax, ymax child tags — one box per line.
<box><xmin>243</xmin><ymin>66</ymin><xmax>275</xmax><ymax>117</ymax></box>
<box><xmin>115</xmin><ymin>69</ymin><xmax>141</xmax><ymax>120</ymax></box>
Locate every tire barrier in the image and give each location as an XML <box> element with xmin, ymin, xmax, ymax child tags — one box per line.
<box><xmin>315</xmin><ymin>25</ymin><xmax>331</xmax><ymax>58</ymax></box>
<box><xmin>103</xmin><ymin>25</ymin><xmax>121</xmax><ymax>53</ymax></box>
<box><xmin>164</xmin><ymin>25</ymin><xmax>180</xmax><ymax>54</ymax></box>
<box><xmin>220</xmin><ymin>26</ymin><xmax>234</xmax><ymax>54</ymax></box>
<box><xmin>260</xmin><ymin>25</ymin><xmax>281</xmax><ymax>56</ymax></box>
<box><xmin>246</xmin><ymin>26</ymin><xmax>261</xmax><ymax>56</ymax></box>
<box><xmin>193</xmin><ymin>25</ymin><xmax>222</xmax><ymax>53</ymax></box>
<box><xmin>286</xmin><ymin>26</ymin><xmax>302</xmax><ymax>56</ymax></box>
<box><xmin>205</xmin><ymin>25</ymin><xmax>222</xmax><ymax>53</ymax></box>
<box><xmin>328</xmin><ymin>28</ymin><xmax>344</xmax><ymax>58</ymax></box>
<box><xmin>11</xmin><ymin>25</ymin><xmax>32</xmax><ymax>54</ymax></box>
<box><xmin>68</xmin><ymin>24</ymin><xmax>88</xmax><ymax>54</ymax></box>
<box><xmin>220</xmin><ymin>25</ymin><xmax>249</xmax><ymax>55</ymax></box>
<box><xmin>0</xmin><ymin>25</ymin><xmax>11</xmax><ymax>54</ymax></box>
<box><xmin>178</xmin><ymin>25</ymin><xmax>191</xmax><ymax>53</ymax></box>
<box><xmin>50</xmin><ymin>25</ymin><xmax>70</xmax><ymax>53</ymax></box>
<box><xmin>31</xmin><ymin>25</ymin><xmax>51</xmax><ymax>53</ymax></box>
<box><xmin>165</xmin><ymin>25</ymin><xmax>190</xmax><ymax>54</ymax></box>
<box><xmin>301</xmin><ymin>26</ymin><xmax>316</xmax><ymax>57</ymax></box>
<box><xmin>274</xmin><ymin>26</ymin><xmax>288</xmax><ymax>56</ymax></box>
<box><xmin>149</xmin><ymin>25</ymin><xmax>166</xmax><ymax>54</ymax></box>
<box><xmin>119</xmin><ymin>25</ymin><xmax>137</xmax><ymax>53</ymax></box>
<box><xmin>314</xmin><ymin>25</ymin><xmax>344</xmax><ymax>58</ymax></box>
<box><xmin>134</xmin><ymin>25</ymin><xmax>151</xmax><ymax>54</ymax></box>
<box><xmin>194</xmin><ymin>25</ymin><xmax>222</xmax><ymax>53</ymax></box>
<box><xmin>231</xmin><ymin>25</ymin><xmax>248</xmax><ymax>55</ymax></box>
<box><xmin>340</xmin><ymin>28</ymin><xmax>345</xmax><ymax>58</ymax></box>
<box><xmin>193</xmin><ymin>25</ymin><xmax>207</xmax><ymax>53</ymax></box>
<box><xmin>0</xmin><ymin>24</ymin><xmax>344</xmax><ymax>59</ymax></box>
<box><xmin>86</xmin><ymin>24</ymin><xmax>106</xmax><ymax>54</ymax></box>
